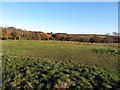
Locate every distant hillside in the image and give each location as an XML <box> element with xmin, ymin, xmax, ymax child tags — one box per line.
<box><xmin>0</xmin><ymin>27</ymin><xmax>120</xmax><ymax>43</ymax></box>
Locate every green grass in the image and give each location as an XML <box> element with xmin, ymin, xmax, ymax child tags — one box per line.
<box><xmin>2</xmin><ymin>40</ymin><xmax>120</xmax><ymax>89</ymax></box>
<box><xmin>2</xmin><ymin>40</ymin><xmax>119</xmax><ymax>75</ymax></box>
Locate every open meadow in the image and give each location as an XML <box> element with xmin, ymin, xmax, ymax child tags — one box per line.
<box><xmin>1</xmin><ymin>1</ymin><xmax>119</xmax><ymax>89</ymax></box>
<box><xmin>2</xmin><ymin>40</ymin><xmax>120</xmax><ymax>89</ymax></box>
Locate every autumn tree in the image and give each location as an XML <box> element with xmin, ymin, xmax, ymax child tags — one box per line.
<box><xmin>2</xmin><ymin>28</ymin><xmax>11</xmax><ymax>40</ymax></box>
<box><xmin>40</xmin><ymin>33</ymin><xmax>51</xmax><ymax>40</ymax></box>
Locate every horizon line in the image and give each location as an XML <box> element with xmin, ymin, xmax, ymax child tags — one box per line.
<box><xmin>1</xmin><ymin>25</ymin><xmax>117</xmax><ymax>35</ymax></box>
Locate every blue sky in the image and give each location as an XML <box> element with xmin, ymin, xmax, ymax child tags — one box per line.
<box><xmin>2</xmin><ymin>2</ymin><xmax>118</xmax><ymax>34</ymax></box>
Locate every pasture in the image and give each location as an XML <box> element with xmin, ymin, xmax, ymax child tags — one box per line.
<box><xmin>2</xmin><ymin>40</ymin><xmax>120</xmax><ymax>89</ymax></box>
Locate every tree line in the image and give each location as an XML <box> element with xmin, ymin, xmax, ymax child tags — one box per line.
<box><xmin>1</xmin><ymin>27</ymin><xmax>120</xmax><ymax>43</ymax></box>
<box><xmin>1</xmin><ymin>27</ymin><xmax>51</xmax><ymax>40</ymax></box>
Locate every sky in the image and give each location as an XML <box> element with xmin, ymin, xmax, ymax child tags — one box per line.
<box><xmin>1</xmin><ymin>2</ymin><xmax>118</xmax><ymax>34</ymax></box>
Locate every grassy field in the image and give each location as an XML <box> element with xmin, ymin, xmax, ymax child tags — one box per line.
<box><xmin>2</xmin><ymin>40</ymin><xmax>120</xmax><ymax>89</ymax></box>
